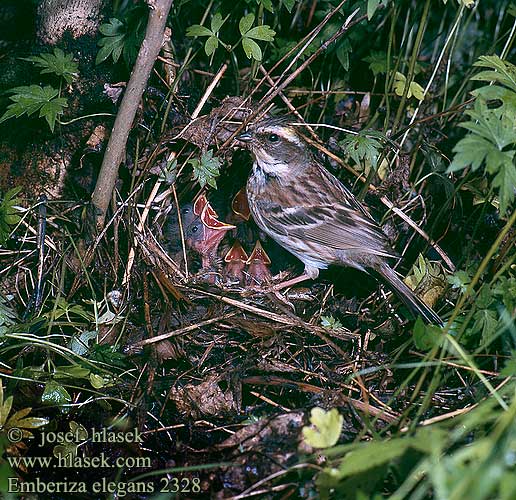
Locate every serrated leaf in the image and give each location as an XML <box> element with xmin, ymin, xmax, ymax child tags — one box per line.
<box><xmin>492</xmin><ymin>162</ymin><xmax>516</xmax><ymax>215</ymax></box>
<box><xmin>302</xmin><ymin>407</ymin><xmax>343</xmax><ymax>449</ymax></box>
<box><xmin>186</xmin><ymin>24</ymin><xmax>213</xmax><ymax>37</ymax></box>
<box><xmin>0</xmin><ymin>85</ymin><xmax>67</xmax><ymax>132</ymax></box>
<box><xmin>447</xmin><ymin>270</ymin><xmax>472</xmax><ymax>294</ymax></box>
<box><xmin>210</xmin><ymin>13</ymin><xmax>224</xmax><ymax>33</ymax></box>
<box><xmin>239</xmin><ymin>14</ymin><xmax>255</xmax><ymax>36</ymax></box>
<box><xmin>205</xmin><ymin>35</ymin><xmax>219</xmax><ymax>56</ymax></box>
<box><xmin>22</xmin><ymin>48</ymin><xmax>78</xmax><ymax>84</ymax></box>
<box><xmin>189</xmin><ymin>150</ymin><xmax>222</xmax><ymax>188</ymax></box>
<box><xmin>99</xmin><ymin>18</ymin><xmax>124</xmax><ymax>36</ymax></box>
<box><xmin>472</xmin><ymin>56</ymin><xmax>516</xmax><ymax>93</ymax></box>
<box><xmin>245</xmin><ymin>25</ymin><xmax>276</xmax><ymax>41</ymax></box>
<box><xmin>242</xmin><ymin>37</ymin><xmax>262</xmax><ymax>61</ymax></box>
<box><xmin>339</xmin><ymin>132</ymin><xmax>383</xmax><ymax>169</ymax></box>
<box><xmin>363</xmin><ymin>51</ymin><xmax>388</xmax><ymax>76</ymax></box>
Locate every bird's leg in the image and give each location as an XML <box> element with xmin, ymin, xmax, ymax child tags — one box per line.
<box><xmin>272</xmin><ymin>272</ymin><xmax>312</xmax><ymax>291</ymax></box>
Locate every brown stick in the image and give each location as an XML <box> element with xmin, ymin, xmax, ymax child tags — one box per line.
<box><xmin>91</xmin><ymin>0</ymin><xmax>173</xmax><ymax>230</ymax></box>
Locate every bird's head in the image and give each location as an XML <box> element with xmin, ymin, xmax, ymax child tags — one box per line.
<box><xmin>237</xmin><ymin>118</ymin><xmax>310</xmax><ymax>175</ymax></box>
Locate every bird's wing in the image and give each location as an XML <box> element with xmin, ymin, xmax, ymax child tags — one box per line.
<box><xmin>268</xmin><ymin>203</ymin><xmax>394</xmax><ymax>258</ymax></box>
<box><xmin>265</xmin><ymin>168</ymin><xmax>395</xmax><ymax>259</ymax></box>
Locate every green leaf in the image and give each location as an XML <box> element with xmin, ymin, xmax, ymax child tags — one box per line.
<box><xmin>96</xmin><ymin>16</ymin><xmax>142</xmax><ymax>66</ymax></box>
<box><xmin>363</xmin><ymin>51</ymin><xmax>388</xmax><ymax>76</ymax></box>
<box><xmin>367</xmin><ymin>0</ymin><xmax>381</xmax><ymax>19</ymax></box>
<box><xmin>447</xmin><ymin>270</ymin><xmax>472</xmax><ymax>294</ymax></box>
<box><xmin>22</xmin><ymin>48</ymin><xmax>78</xmax><ymax>84</ymax></box>
<box><xmin>0</xmin><ymin>187</ymin><xmax>22</xmax><ymax>246</ymax></box>
<box><xmin>260</xmin><ymin>0</ymin><xmax>274</xmax><ymax>12</ymax></box>
<box><xmin>336</xmin><ymin>39</ymin><xmax>351</xmax><ymax>71</ymax></box>
<box><xmin>281</xmin><ymin>0</ymin><xmax>296</xmax><ymax>12</ymax></box>
<box><xmin>89</xmin><ymin>373</ymin><xmax>106</xmax><ymax>389</ymax></box>
<box><xmin>99</xmin><ymin>17</ymin><xmax>124</xmax><ymax>36</ymax></box>
<box><xmin>500</xmin><ymin>352</ymin><xmax>516</xmax><ymax>377</ymax></box>
<box><xmin>0</xmin><ymin>85</ymin><xmax>67</xmax><ymax>132</ymax></box>
<box><xmin>472</xmin><ymin>55</ymin><xmax>516</xmax><ymax>93</ymax></box>
<box><xmin>492</xmin><ymin>162</ymin><xmax>516</xmax><ymax>217</ymax></box>
<box><xmin>41</xmin><ymin>380</ymin><xmax>71</xmax><ymax>406</ymax></box>
<box><xmin>242</xmin><ymin>37</ymin><xmax>262</xmax><ymax>61</ymax></box>
<box><xmin>186</xmin><ymin>24</ymin><xmax>213</xmax><ymax>37</ymax></box>
<box><xmin>189</xmin><ymin>150</ymin><xmax>222</xmax><ymax>188</ymax></box>
<box><xmin>339</xmin><ymin>132</ymin><xmax>384</xmax><ymax>170</ymax></box>
<box><xmin>302</xmin><ymin>407</ymin><xmax>343</xmax><ymax>449</ymax></box>
<box><xmin>239</xmin><ymin>14</ymin><xmax>255</xmax><ymax>36</ymax></box>
<box><xmin>210</xmin><ymin>13</ymin><xmax>224</xmax><ymax>33</ymax></box>
<box><xmin>321</xmin><ymin>315</ymin><xmax>343</xmax><ymax>330</ymax></box>
<box><xmin>205</xmin><ymin>35</ymin><xmax>219</xmax><ymax>56</ymax></box>
<box><xmin>54</xmin><ymin>365</ymin><xmax>91</xmax><ymax>380</ymax></box>
<box><xmin>96</xmin><ymin>33</ymin><xmax>125</xmax><ymax>64</ymax></box>
<box><xmin>245</xmin><ymin>25</ymin><xmax>276</xmax><ymax>41</ymax></box>
<box><xmin>96</xmin><ymin>18</ymin><xmax>126</xmax><ymax>64</ymax></box>
<box><xmin>413</xmin><ymin>317</ymin><xmax>443</xmax><ymax>350</ymax></box>
<box><xmin>393</xmin><ymin>72</ymin><xmax>425</xmax><ymax>100</ymax></box>
<box><xmin>336</xmin><ymin>439</ymin><xmax>414</xmax><ymax>477</ymax></box>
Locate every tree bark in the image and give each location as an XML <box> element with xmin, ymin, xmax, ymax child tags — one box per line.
<box><xmin>90</xmin><ymin>0</ymin><xmax>173</xmax><ymax>230</ymax></box>
<box><xmin>37</xmin><ymin>0</ymin><xmax>105</xmax><ymax>44</ymax></box>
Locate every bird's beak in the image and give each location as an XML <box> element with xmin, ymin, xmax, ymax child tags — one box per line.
<box><xmin>236</xmin><ymin>132</ymin><xmax>252</xmax><ymax>142</ymax></box>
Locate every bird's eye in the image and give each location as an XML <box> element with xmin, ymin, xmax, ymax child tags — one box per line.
<box><xmin>190</xmin><ymin>225</ymin><xmax>199</xmax><ymax>233</ymax></box>
<box><xmin>268</xmin><ymin>133</ymin><xmax>279</xmax><ymax>143</ymax></box>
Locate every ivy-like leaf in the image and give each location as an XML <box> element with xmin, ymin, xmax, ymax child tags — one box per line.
<box><xmin>22</xmin><ymin>48</ymin><xmax>78</xmax><ymax>84</ymax></box>
<box><xmin>393</xmin><ymin>72</ymin><xmax>425</xmax><ymax>101</ymax></box>
<box><xmin>189</xmin><ymin>150</ymin><xmax>222</xmax><ymax>189</ymax></box>
<box><xmin>302</xmin><ymin>407</ymin><xmax>343</xmax><ymax>449</ymax></box>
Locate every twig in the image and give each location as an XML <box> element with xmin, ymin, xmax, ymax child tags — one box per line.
<box><xmin>91</xmin><ymin>0</ymin><xmax>173</xmax><ymax>229</ymax></box>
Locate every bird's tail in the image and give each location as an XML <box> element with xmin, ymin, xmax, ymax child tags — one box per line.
<box><xmin>375</xmin><ymin>264</ymin><xmax>443</xmax><ymax>325</ymax></box>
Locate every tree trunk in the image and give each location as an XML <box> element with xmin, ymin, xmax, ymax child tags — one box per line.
<box><xmin>37</xmin><ymin>0</ymin><xmax>105</xmax><ymax>44</ymax></box>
